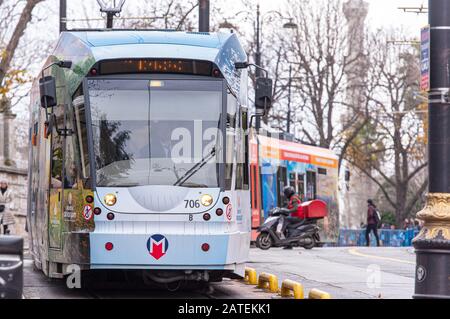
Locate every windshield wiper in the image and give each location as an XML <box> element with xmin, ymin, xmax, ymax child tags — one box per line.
<box><xmin>173</xmin><ymin>147</ymin><xmax>216</xmax><ymax>187</ymax></box>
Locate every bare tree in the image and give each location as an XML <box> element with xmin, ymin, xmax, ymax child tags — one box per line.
<box><xmin>0</xmin><ymin>0</ymin><xmax>44</xmax><ymax>97</ymax></box>
<box><xmin>271</xmin><ymin>0</ymin><xmax>370</xmax><ymax>167</ymax></box>
<box><xmin>0</xmin><ymin>0</ymin><xmax>48</xmax><ymax>113</ymax></box>
<box><xmin>345</xmin><ymin>28</ymin><xmax>428</xmax><ymax>224</ymax></box>
<box><xmin>70</xmin><ymin>0</ymin><xmax>201</xmax><ymax>31</ymax></box>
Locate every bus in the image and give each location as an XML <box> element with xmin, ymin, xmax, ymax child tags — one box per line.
<box><xmin>27</xmin><ymin>30</ymin><xmax>258</xmax><ymax>283</ymax></box>
<box><xmin>249</xmin><ymin>133</ymin><xmax>339</xmax><ymax>243</ymax></box>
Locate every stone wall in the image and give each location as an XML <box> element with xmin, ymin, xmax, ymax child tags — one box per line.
<box><xmin>0</xmin><ymin>168</ymin><xmax>28</xmax><ymax>237</ymax></box>
<box><xmin>0</xmin><ymin>111</ymin><xmax>29</xmax><ymax>240</ymax></box>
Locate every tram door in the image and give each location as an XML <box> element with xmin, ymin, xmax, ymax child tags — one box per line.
<box><xmin>48</xmin><ymin>107</ymin><xmax>64</xmax><ymax>249</ymax></box>
<box><xmin>305</xmin><ymin>171</ymin><xmax>317</xmax><ymax>201</ymax></box>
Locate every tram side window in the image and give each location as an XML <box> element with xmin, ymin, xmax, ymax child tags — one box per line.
<box><xmin>225</xmin><ymin>90</ymin><xmax>237</xmax><ymax>190</ymax></box>
<box><xmin>63</xmin><ymin>99</ymin><xmax>77</xmax><ymax>189</ymax></box>
<box><xmin>235</xmin><ymin>107</ymin><xmax>249</xmax><ymax>190</ymax></box>
<box><xmin>72</xmin><ymin>90</ymin><xmax>91</xmax><ymax>188</ymax></box>
<box><xmin>51</xmin><ymin>107</ymin><xmax>65</xmax><ymax>189</ymax></box>
<box><xmin>242</xmin><ymin>108</ymin><xmax>249</xmax><ymax>189</ymax></box>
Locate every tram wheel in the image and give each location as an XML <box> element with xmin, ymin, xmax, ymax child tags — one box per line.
<box><xmin>256</xmin><ymin>232</ymin><xmax>272</xmax><ymax>250</ymax></box>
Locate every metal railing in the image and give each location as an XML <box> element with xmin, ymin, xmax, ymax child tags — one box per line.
<box><xmin>337</xmin><ymin>228</ymin><xmax>419</xmax><ymax>247</ymax></box>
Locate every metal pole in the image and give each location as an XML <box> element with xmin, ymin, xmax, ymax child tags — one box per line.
<box><xmin>106</xmin><ymin>12</ymin><xmax>114</xmax><ymax>29</ymax></box>
<box><xmin>413</xmin><ymin>0</ymin><xmax>450</xmax><ymax>299</ymax></box>
<box><xmin>59</xmin><ymin>0</ymin><xmax>67</xmax><ymax>33</ymax></box>
<box><xmin>287</xmin><ymin>64</ymin><xmax>292</xmax><ymax>134</ymax></box>
<box><xmin>255</xmin><ymin>4</ymin><xmax>262</xmax><ymax>131</ymax></box>
<box><xmin>199</xmin><ymin>0</ymin><xmax>210</xmax><ymax>32</ymax></box>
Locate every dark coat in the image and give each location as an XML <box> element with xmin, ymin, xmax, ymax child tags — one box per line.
<box><xmin>367</xmin><ymin>205</ymin><xmax>377</xmax><ymax>225</ymax></box>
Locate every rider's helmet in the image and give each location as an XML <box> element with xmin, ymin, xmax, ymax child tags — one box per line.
<box><xmin>283</xmin><ymin>186</ymin><xmax>296</xmax><ymax>199</ymax></box>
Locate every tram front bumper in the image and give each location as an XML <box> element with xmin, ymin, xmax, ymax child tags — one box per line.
<box><xmin>89</xmin><ymin>232</ymin><xmax>248</xmax><ymax>272</ymax></box>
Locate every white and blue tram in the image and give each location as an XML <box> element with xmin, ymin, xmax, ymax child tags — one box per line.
<box><xmin>27</xmin><ymin>30</ymin><xmax>256</xmax><ymax>283</ymax></box>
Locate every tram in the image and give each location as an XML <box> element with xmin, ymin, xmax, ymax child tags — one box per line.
<box><xmin>27</xmin><ymin>30</ymin><xmax>263</xmax><ymax>282</ymax></box>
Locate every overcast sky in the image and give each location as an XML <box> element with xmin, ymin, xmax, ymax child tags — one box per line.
<box><xmin>256</xmin><ymin>0</ymin><xmax>428</xmax><ymax>36</ymax></box>
<box><xmin>12</xmin><ymin>0</ymin><xmax>429</xmax><ymax>118</ymax></box>
<box><xmin>59</xmin><ymin>0</ymin><xmax>429</xmax><ymax>36</ymax></box>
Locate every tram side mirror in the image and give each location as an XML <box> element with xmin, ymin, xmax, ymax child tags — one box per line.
<box><xmin>57</xmin><ymin>60</ymin><xmax>72</xmax><ymax>69</ymax></box>
<box><xmin>255</xmin><ymin>77</ymin><xmax>273</xmax><ymax>111</ymax></box>
<box><xmin>39</xmin><ymin>76</ymin><xmax>57</xmax><ymax>108</ymax></box>
<box><xmin>235</xmin><ymin>62</ymin><xmax>249</xmax><ymax>69</ymax></box>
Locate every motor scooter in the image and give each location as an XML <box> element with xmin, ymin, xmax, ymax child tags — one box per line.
<box><xmin>255</xmin><ymin>200</ymin><xmax>328</xmax><ymax>250</ymax></box>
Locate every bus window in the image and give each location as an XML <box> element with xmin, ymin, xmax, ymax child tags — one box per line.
<box><xmin>306</xmin><ymin>171</ymin><xmax>317</xmax><ymax>200</ymax></box>
<box><xmin>298</xmin><ymin>174</ymin><xmax>305</xmax><ymax>201</ymax></box>
<box><xmin>277</xmin><ymin>166</ymin><xmax>287</xmax><ymax>205</ymax></box>
<box><xmin>289</xmin><ymin>172</ymin><xmax>296</xmax><ymax>189</ymax></box>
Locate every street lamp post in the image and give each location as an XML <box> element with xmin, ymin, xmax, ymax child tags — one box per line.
<box><xmin>199</xmin><ymin>0</ymin><xmax>210</xmax><ymax>32</ymax></box>
<box><xmin>59</xmin><ymin>0</ymin><xmax>67</xmax><ymax>33</ymax></box>
<box><xmin>255</xmin><ymin>4</ymin><xmax>262</xmax><ymax>130</ymax></box>
<box><xmin>287</xmin><ymin>64</ymin><xmax>292</xmax><ymax>134</ymax></box>
<box><xmin>413</xmin><ymin>0</ymin><xmax>450</xmax><ymax>299</ymax></box>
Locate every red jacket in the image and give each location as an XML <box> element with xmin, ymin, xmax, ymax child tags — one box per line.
<box><xmin>288</xmin><ymin>195</ymin><xmax>305</xmax><ymax>219</ymax></box>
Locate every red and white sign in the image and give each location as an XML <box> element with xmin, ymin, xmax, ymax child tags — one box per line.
<box><xmin>226</xmin><ymin>204</ymin><xmax>233</xmax><ymax>221</ymax></box>
<box><xmin>82</xmin><ymin>205</ymin><xmax>93</xmax><ymax>221</ymax></box>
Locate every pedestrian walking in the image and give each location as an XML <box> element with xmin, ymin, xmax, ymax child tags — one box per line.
<box><xmin>365</xmin><ymin>199</ymin><xmax>380</xmax><ymax>247</ymax></box>
<box><xmin>0</xmin><ymin>181</ymin><xmax>16</xmax><ymax>234</ymax></box>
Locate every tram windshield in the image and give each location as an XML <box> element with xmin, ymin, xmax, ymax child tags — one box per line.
<box><xmin>87</xmin><ymin>78</ymin><xmax>223</xmax><ymax>188</ymax></box>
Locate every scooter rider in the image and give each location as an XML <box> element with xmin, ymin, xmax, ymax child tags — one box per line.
<box><xmin>276</xmin><ymin>186</ymin><xmax>304</xmax><ymax>240</ymax></box>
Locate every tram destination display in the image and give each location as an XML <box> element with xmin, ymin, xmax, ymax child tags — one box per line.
<box><xmin>99</xmin><ymin>59</ymin><xmax>214</xmax><ymax>76</ymax></box>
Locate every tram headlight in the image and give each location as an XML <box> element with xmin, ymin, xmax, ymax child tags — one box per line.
<box><xmin>104</xmin><ymin>193</ymin><xmax>117</xmax><ymax>206</ymax></box>
<box><xmin>200</xmin><ymin>194</ymin><xmax>213</xmax><ymax>207</ymax></box>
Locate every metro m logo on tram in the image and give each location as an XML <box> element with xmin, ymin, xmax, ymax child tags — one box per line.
<box><xmin>147</xmin><ymin>235</ymin><xmax>169</xmax><ymax>260</ymax></box>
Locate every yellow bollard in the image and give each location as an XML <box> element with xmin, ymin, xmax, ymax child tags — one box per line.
<box><xmin>244</xmin><ymin>267</ymin><xmax>258</xmax><ymax>285</ymax></box>
<box><xmin>308</xmin><ymin>288</ymin><xmax>332</xmax><ymax>299</ymax></box>
<box><xmin>257</xmin><ymin>272</ymin><xmax>279</xmax><ymax>293</ymax></box>
<box><xmin>280</xmin><ymin>279</ymin><xmax>304</xmax><ymax>299</ymax></box>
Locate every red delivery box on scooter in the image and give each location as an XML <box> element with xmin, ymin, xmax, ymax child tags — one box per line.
<box><xmin>300</xmin><ymin>200</ymin><xmax>328</xmax><ymax>219</ymax></box>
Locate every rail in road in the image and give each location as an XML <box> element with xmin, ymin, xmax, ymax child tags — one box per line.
<box><xmin>21</xmin><ymin>247</ymin><xmax>415</xmax><ymax>299</ymax></box>
<box><xmin>22</xmin><ymin>258</ymin><xmax>274</xmax><ymax>299</ymax></box>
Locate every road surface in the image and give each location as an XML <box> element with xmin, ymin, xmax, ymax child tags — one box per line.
<box><xmin>22</xmin><ymin>247</ymin><xmax>415</xmax><ymax>299</ymax></box>
<box><xmin>249</xmin><ymin>246</ymin><xmax>415</xmax><ymax>299</ymax></box>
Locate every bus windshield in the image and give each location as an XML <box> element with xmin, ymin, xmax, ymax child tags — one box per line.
<box><xmin>87</xmin><ymin>78</ymin><xmax>223</xmax><ymax>188</ymax></box>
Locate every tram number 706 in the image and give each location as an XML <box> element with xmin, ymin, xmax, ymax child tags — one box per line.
<box><xmin>185</xmin><ymin>200</ymin><xmax>200</xmax><ymax>209</ymax></box>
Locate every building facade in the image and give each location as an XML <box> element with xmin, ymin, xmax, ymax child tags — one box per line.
<box><xmin>0</xmin><ymin>99</ymin><xmax>29</xmax><ymax>238</ymax></box>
